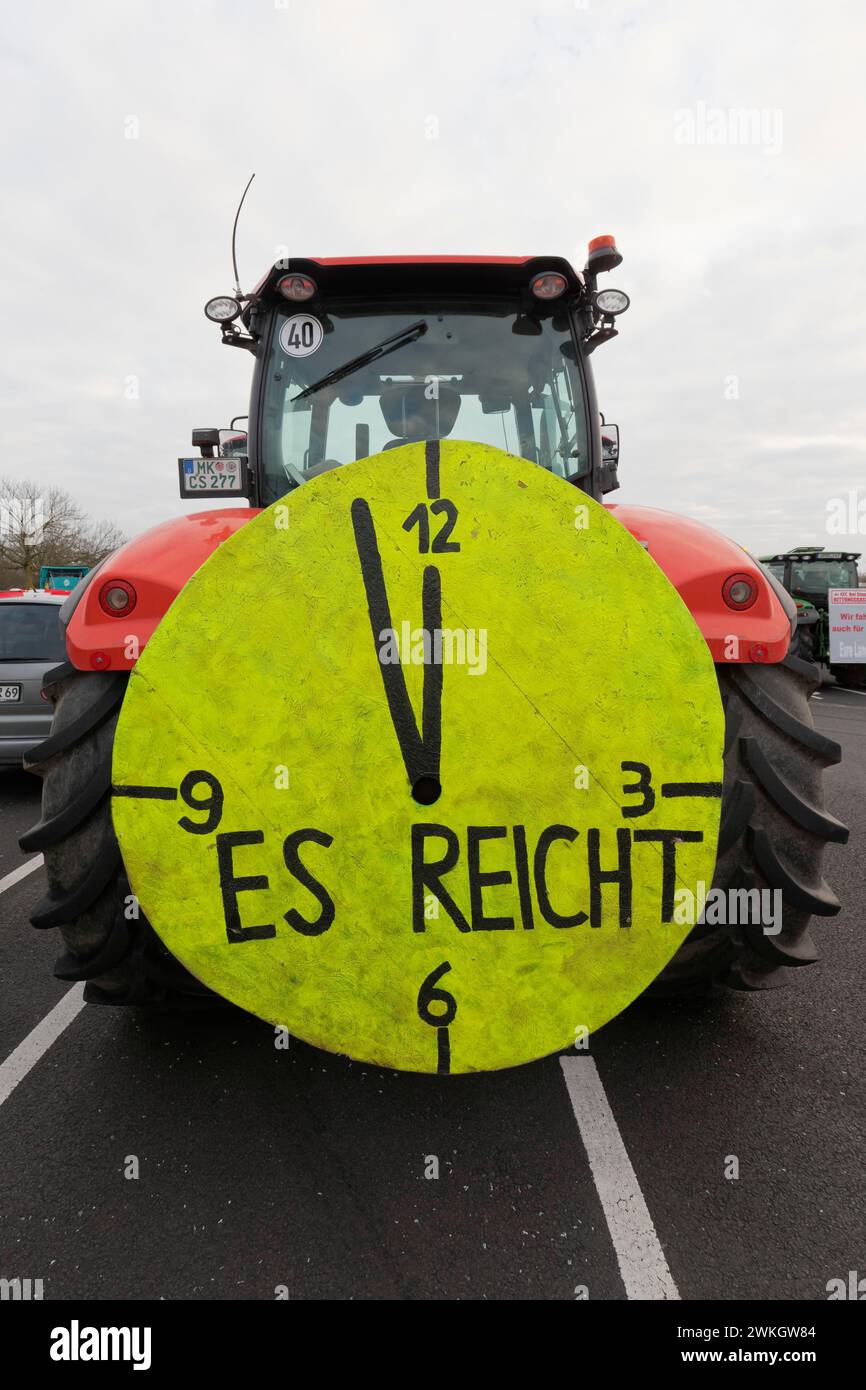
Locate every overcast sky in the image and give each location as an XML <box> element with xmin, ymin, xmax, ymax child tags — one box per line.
<box><xmin>2</xmin><ymin>0</ymin><xmax>864</xmax><ymax>559</ymax></box>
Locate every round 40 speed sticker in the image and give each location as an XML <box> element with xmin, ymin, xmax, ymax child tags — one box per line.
<box><xmin>278</xmin><ymin>313</ymin><xmax>323</xmax><ymax>357</ymax></box>
<box><xmin>112</xmin><ymin>442</ymin><xmax>724</xmax><ymax>1074</ymax></box>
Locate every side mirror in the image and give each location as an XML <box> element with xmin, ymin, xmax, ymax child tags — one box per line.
<box><xmin>600</xmin><ymin>422</ymin><xmax>620</xmax><ymax>495</ymax></box>
<box><xmin>601</xmin><ymin>423</ymin><xmax>620</xmax><ymax>463</ymax></box>
<box><xmin>219</xmin><ymin>428</ymin><xmax>248</xmax><ymax>458</ymax></box>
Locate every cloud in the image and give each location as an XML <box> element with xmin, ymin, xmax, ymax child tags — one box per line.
<box><xmin>1</xmin><ymin>0</ymin><xmax>864</xmax><ymax>554</ymax></box>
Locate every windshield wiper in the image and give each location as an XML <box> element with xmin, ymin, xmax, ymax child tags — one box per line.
<box><xmin>291</xmin><ymin>321</ymin><xmax>428</xmax><ymax>402</ymax></box>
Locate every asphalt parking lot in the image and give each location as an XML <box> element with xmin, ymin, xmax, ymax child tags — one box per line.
<box><xmin>0</xmin><ymin>687</ymin><xmax>863</xmax><ymax>1302</ymax></box>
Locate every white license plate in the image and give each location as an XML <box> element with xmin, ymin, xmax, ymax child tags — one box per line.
<box><xmin>182</xmin><ymin>459</ymin><xmax>242</xmax><ymax>490</ymax></box>
<box><xmin>0</xmin><ymin>684</ymin><xmax>21</xmax><ymax>702</ymax></box>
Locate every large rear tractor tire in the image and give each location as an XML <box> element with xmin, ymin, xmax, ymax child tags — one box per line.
<box><xmin>651</xmin><ymin>653</ymin><xmax>847</xmax><ymax>995</ymax></box>
<box><xmin>21</xmin><ymin>664</ymin><xmax>219</xmax><ymax>1008</ymax></box>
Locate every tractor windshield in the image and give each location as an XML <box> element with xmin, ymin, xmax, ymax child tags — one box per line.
<box><xmin>790</xmin><ymin>558</ymin><xmax>858</xmax><ymax>596</ymax></box>
<box><xmin>258</xmin><ymin>299</ymin><xmax>589</xmax><ymax>503</ymax></box>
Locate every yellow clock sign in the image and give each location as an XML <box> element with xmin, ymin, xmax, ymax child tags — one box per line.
<box><xmin>112</xmin><ymin>442</ymin><xmax>724</xmax><ymax>1073</ymax></box>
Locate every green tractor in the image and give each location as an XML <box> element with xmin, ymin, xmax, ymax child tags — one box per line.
<box><xmin>760</xmin><ymin>546</ymin><xmax>865</xmax><ymax>687</ymax></box>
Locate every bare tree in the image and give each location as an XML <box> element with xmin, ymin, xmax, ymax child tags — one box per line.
<box><xmin>0</xmin><ymin>476</ymin><xmax>125</xmax><ymax>589</ymax></box>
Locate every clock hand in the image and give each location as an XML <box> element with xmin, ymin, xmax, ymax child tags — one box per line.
<box><xmin>350</xmin><ymin>497</ymin><xmax>442</xmax><ymax>795</ymax></box>
<box><xmin>421</xmin><ymin>563</ymin><xmax>442</xmax><ymax>778</ymax></box>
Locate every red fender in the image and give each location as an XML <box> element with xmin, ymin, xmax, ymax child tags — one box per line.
<box><xmin>605</xmin><ymin>502</ymin><xmax>791</xmax><ymax>663</ymax></box>
<box><xmin>64</xmin><ymin>498</ymin><xmax>791</xmax><ymax>671</ymax></box>
<box><xmin>64</xmin><ymin>509</ymin><xmax>261</xmax><ymax>671</ymax></box>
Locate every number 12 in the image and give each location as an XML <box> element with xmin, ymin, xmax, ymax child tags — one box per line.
<box><xmin>402</xmin><ymin>500</ymin><xmax>460</xmax><ymax>553</ymax></box>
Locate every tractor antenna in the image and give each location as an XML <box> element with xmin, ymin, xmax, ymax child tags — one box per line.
<box><xmin>231</xmin><ymin>172</ymin><xmax>256</xmax><ymax>298</ymax></box>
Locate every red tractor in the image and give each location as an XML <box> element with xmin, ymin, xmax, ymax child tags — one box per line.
<box><xmin>22</xmin><ymin>238</ymin><xmax>846</xmax><ymax>1055</ymax></box>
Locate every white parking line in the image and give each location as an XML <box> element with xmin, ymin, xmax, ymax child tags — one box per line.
<box><xmin>0</xmin><ymin>854</ymin><xmax>44</xmax><ymax>897</ymax></box>
<box><xmin>559</xmin><ymin>1056</ymin><xmax>679</xmax><ymax>1300</ymax></box>
<box><xmin>0</xmin><ymin>985</ymin><xmax>86</xmax><ymax>1108</ymax></box>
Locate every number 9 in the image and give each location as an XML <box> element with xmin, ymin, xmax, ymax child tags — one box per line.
<box><xmin>178</xmin><ymin>770</ymin><xmax>224</xmax><ymax>835</ymax></box>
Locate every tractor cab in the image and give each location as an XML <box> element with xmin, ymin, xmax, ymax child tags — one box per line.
<box><xmin>185</xmin><ymin>245</ymin><xmax>630</xmax><ymax>507</ymax></box>
<box><xmin>759</xmin><ymin>545</ymin><xmax>864</xmax><ymax>674</ymax></box>
<box><xmin>760</xmin><ymin>546</ymin><xmax>861</xmax><ymax>612</ymax></box>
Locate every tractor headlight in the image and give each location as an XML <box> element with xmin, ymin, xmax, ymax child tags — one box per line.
<box><xmin>204</xmin><ymin>296</ymin><xmax>241</xmax><ymax>323</ymax></box>
<box><xmin>530</xmin><ymin>272</ymin><xmax>568</xmax><ymax>300</ymax></box>
<box><xmin>278</xmin><ymin>274</ymin><xmax>318</xmax><ymax>302</ymax></box>
<box><xmin>594</xmin><ymin>288</ymin><xmax>630</xmax><ymax>317</ymax></box>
